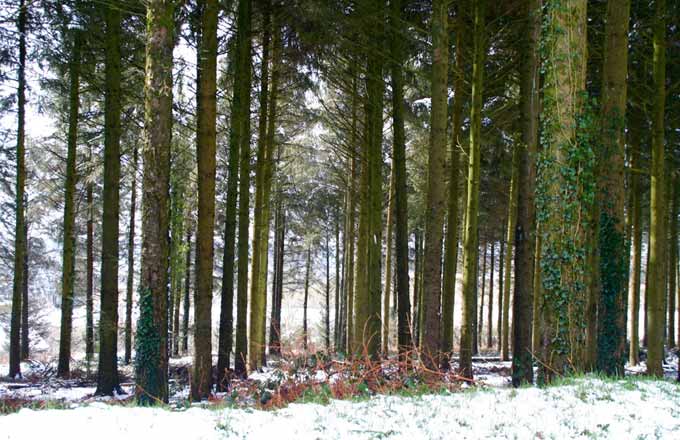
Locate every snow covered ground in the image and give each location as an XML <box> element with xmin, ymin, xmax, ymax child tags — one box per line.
<box><xmin>1</xmin><ymin>376</ymin><xmax>679</xmax><ymax>439</ymax></box>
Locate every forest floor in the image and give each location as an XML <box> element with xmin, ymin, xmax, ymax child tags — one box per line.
<box><xmin>1</xmin><ymin>355</ymin><xmax>679</xmax><ymax>439</ymax></box>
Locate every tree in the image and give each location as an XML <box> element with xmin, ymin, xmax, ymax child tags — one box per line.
<box><xmin>595</xmin><ymin>0</ymin><xmax>630</xmax><ymax>376</ymax></box>
<box><xmin>8</xmin><ymin>0</ymin><xmax>27</xmax><ymax>380</ymax></box>
<box><xmin>421</xmin><ymin>0</ymin><xmax>449</xmax><ymax>369</ymax></box>
<box><xmin>646</xmin><ymin>0</ymin><xmax>667</xmax><ymax>377</ymax></box>
<box><xmin>459</xmin><ymin>0</ymin><xmax>486</xmax><ymax>380</ymax></box>
<box><xmin>193</xmin><ymin>0</ymin><xmax>218</xmax><ymax>399</ymax></box>
<box><xmin>537</xmin><ymin>0</ymin><xmax>591</xmax><ymax>383</ymax></box>
<box><xmin>136</xmin><ymin>0</ymin><xmax>174</xmax><ymax>405</ymax></box>
<box><xmin>511</xmin><ymin>0</ymin><xmax>541</xmax><ymax>387</ymax></box>
<box><xmin>389</xmin><ymin>0</ymin><xmax>410</xmax><ymax>358</ymax></box>
<box><xmin>96</xmin><ymin>2</ymin><xmax>123</xmax><ymax>396</ymax></box>
<box><xmin>57</xmin><ymin>28</ymin><xmax>82</xmax><ymax>378</ymax></box>
<box><xmin>124</xmin><ymin>145</ymin><xmax>138</xmax><ymax>365</ymax></box>
<box><xmin>627</xmin><ymin>107</ymin><xmax>643</xmax><ymax>366</ymax></box>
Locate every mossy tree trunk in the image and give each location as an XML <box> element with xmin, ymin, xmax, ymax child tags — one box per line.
<box><xmin>537</xmin><ymin>0</ymin><xmax>591</xmax><ymax>384</ymax></box>
<box><xmin>459</xmin><ymin>0</ymin><xmax>486</xmax><ymax>380</ymax></box>
<box><xmin>646</xmin><ymin>0</ymin><xmax>666</xmax><ymax>378</ymax></box>
<box><xmin>136</xmin><ymin>0</ymin><xmax>174</xmax><ymax>404</ymax></box>
<box><xmin>595</xmin><ymin>0</ymin><xmax>630</xmax><ymax>376</ymax></box>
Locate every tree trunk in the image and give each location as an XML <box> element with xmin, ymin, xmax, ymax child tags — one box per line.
<box><xmin>628</xmin><ymin>107</ymin><xmax>642</xmax><ymax>366</ymax></box>
<box><xmin>459</xmin><ymin>0</ymin><xmax>486</xmax><ymax>380</ymax></box>
<box><xmin>382</xmin><ymin>168</ymin><xmax>395</xmax><ymax>355</ymax></box>
<box><xmin>412</xmin><ymin>230</ymin><xmax>421</xmax><ymax>347</ymax></box>
<box><xmin>479</xmin><ymin>242</ymin><xmax>487</xmax><ymax>350</ymax></box>
<box><xmin>646</xmin><ymin>0</ymin><xmax>666</xmax><ymax>377</ymax></box>
<box><xmin>181</xmin><ymin>226</ymin><xmax>192</xmax><ymax>355</ymax></box>
<box><xmin>441</xmin><ymin>2</ymin><xmax>465</xmax><ymax>368</ymax></box>
<box><xmin>96</xmin><ymin>3</ymin><xmax>122</xmax><ymax>395</ymax></box>
<box><xmin>234</xmin><ymin>0</ymin><xmax>253</xmax><ymax>377</ymax></box>
<box><xmin>502</xmin><ymin>146</ymin><xmax>519</xmax><ymax>361</ymax></box>
<box><xmin>343</xmin><ymin>72</ymin><xmax>358</xmax><ymax>355</ymax></box>
<box><xmin>595</xmin><ymin>0</ymin><xmax>630</xmax><ymax>376</ymax></box>
<box><xmin>497</xmin><ymin>236</ymin><xmax>504</xmax><ymax>351</ymax></box>
<box><xmin>193</xmin><ymin>0</ymin><xmax>218</xmax><ymax>399</ymax></box>
<box><xmin>136</xmin><ymin>0</ymin><xmax>174</xmax><ymax>404</ymax></box>
<box><xmin>668</xmin><ymin>177</ymin><xmax>677</xmax><ymax>348</ymax></box>
<box><xmin>325</xmin><ymin>232</ymin><xmax>331</xmax><ymax>351</ymax></box>
<box><xmin>389</xmin><ymin>0</ymin><xmax>411</xmax><ymax>359</ymax></box>
<box><xmin>303</xmin><ymin>247</ymin><xmax>311</xmax><ymax>351</ymax></box>
<box><xmin>57</xmin><ymin>29</ymin><xmax>82</xmax><ymax>377</ymax></box>
<box><xmin>334</xmin><ymin>211</ymin><xmax>341</xmax><ymax>350</ymax></box>
<box><xmin>124</xmin><ymin>145</ymin><xmax>138</xmax><ymax>365</ymax></box>
<box><xmin>21</xmin><ymin>221</ymin><xmax>29</xmax><ymax>360</ymax></box>
<box><xmin>511</xmin><ymin>0</ymin><xmax>540</xmax><ymax>387</ymax></box>
<box><xmin>421</xmin><ymin>0</ymin><xmax>449</xmax><ymax>369</ymax></box>
<box><xmin>531</xmin><ymin>222</ymin><xmax>542</xmax><ymax>354</ymax></box>
<box><xmin>268</xmin><ymin>199</ymin><xmax>285</xmax><ymax>356</ymax></box>
<box><xmin>537</xmin><ymin>0</ymin><xmax>590</xmax><ymax>383</ymax></box>
<box><xmin>86</xmin><ymin>145</ymin><xmax>94</xmax><ymax>363</ymax></box>
<box><xmin>487</xmin><ymin>242</ymin><xmax>494</xmax><ymax>348</ymax></box>
<box><xmin>9</xmin><ymin>0</ymin><xmax>27</xmax><ymax>379</ymax></box>
<box><xmin>248</xmin><ymin>0</ymin><xmax>272</xmax><ymax>371</ymax></box>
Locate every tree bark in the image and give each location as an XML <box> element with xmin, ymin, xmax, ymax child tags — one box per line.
<box><xmin>646</xmin><ymin>0</ymin><xmax>666</xmax><ymax>377</ymax></box>
<box><xmin>136</xmin><ymin>0</ymin><xmax>174</xmax><ymax>404</ymax></box>
<box><xmin>9</xmin><ymin>0</ymin><xmax>27</xmax><ymax>379</ymax></box>
<box><xmin>627</xmin><ymin>107</ymin><xmax>642</xmax><ymax>365</ymax></box>
<box><xmin>487</xmin><ymin>242</ymin><xmax>494</xmax><ymax>348</ymax></box>
<box><xmin>303</xmin><ymin>247</ymin><xmax>311</xmax><ymax>351</ymax></box>
<box><xmin>57</xmin><ymin>29</ymin><xmax>81</xmax><ymax>378</ymax></box>
<box><xmin>502</xmin><ymin>146</ymin><xmax>519</xmax><ymax>361</ymax></box>
<box><xmin>421</xmin><ymin>0</ymin><xmax>449</xmax><ymax>369</ymax></box>
<box><xmin>596</xmin><ymin>0</ymin><xmax>630</xmax><ymax>376</ymax></box>
<box><xmin>86</xmin><ymin>145</ymin><xmax>94</xmax><ymax>363</ymax></box>
<box><xmin>459</xmin><ymin>0</ymin><xmax>486</xmax><ymax>380</ymax></box>
<box><xmin>124</xmin><ymin>145</ymin><xmax>138</xmax><ymax>365</ymax></box>
<box><xmin>382</xmin><ymin>168</ymin><xmax>395</xmax><ymax>355</ymax></box>
<box><xmin>511</xmin><ymin>0</ymin><xmax>540</xmax><ymax>387</ymax></box>
<box><xmin>193</xmin><ymin>0</ymin><xmax>218</xmax><ymax>399</ymax></box>
<box><xmin>96</xmin><ymin>3</ymin><xmax>122</xmax><ymax>395</ymax></box>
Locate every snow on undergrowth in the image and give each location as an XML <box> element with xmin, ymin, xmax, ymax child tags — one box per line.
<box><xmin>1</xmin><ymin>377</ymin><xmax>679</xmax><ymax>439</ymax></box>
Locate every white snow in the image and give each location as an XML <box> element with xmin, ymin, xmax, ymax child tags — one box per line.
<box><xmin>2</xmin><ymin>377</ymin><xmax>679</xmax><ymax>440</ymax></box>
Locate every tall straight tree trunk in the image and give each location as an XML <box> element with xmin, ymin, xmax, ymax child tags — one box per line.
<box><xmin>421</xmin><ymin>0</ymin><xmax>449</xmax><ymax>369</ymax></box>
<box><xmin>668</xmin><ymin>178</ymin><xmax>677</xmax><ymax>348</ymax></box>
<box><xmin>249</xmin><ymin>0</ymin><xmax>272</xmax><ymax>370</ymax></box>
<box><xmin>124</xmin><ymin>145</ymin><xmax>138</xmax><ymax>365</ymax></box>
<box><xmin>389</xmin><ymin>0</ymin><xmax>410</xmax><ymax>357</ymax></box>
<box><xmin>193</xmin><ymin>0</ymin><xmax>218</xmax><ymax>399</ymax></box>
<box><xmin>382</xmin><ymin>169</ymin><xmax>395</xmax><ymax>354</ymax></box>
<box><xmin>343</xmin><ymin>79</ymin><xmax>357</xmax><ymax>355</ymax></box>
<box><xmin>412</xmin><ymin>230</ymin><xmax>421</xmax><ymax>346</ymax></box>
<box><xmin>487</xmin><ymin>242</ymin><xmax>494</xmax><ymax>348</ymax></box>
<box><xmin>9</xmin><ymin>0</ymin><xmax>27</xmax><ymax>379</ymax></box>
<box><xmin>96</xmin><ymin>3</ymin><xmax>122</xmax><ymax>395</ymax></box>
<box><xmin>479</xmin><ymin>242</ymin><xmax>487</xmax><ymax>349</ymax></box>
<box><xmin>628</xmin><ymin>108</ymin><xmax>642</xmax><ymax>365</ymax></box>
<box><xmin>502</xmin><ymin>146</ymin><xmax>519</xmax><ymax>361</ymax></box>
<box><xmin>268</xmin><ymin>199</ymin><xmax>284</xmax><ymax>355</ymax></box>
<box><xmin>234</xmin><ymin>0</ymin><xmax>253</xmax><ymax>377</ymax></box>
<box><xmin>596</xmin><ymin>0</ymin><xmax>630</xmax><ymax>376</ymax></box>
<box><xmin>303</xmin><ymin>247</ymin><xmax>311</xmax><ymax>350</ymax></box>
<box><xmin>511</xmin><ymin>0</ymin><xmax>540</xmax><ymax>387</ymax></box>
<box><xmin>537</xmin><ymin>0</ymin><xmax>590</xmax><ymax>383</ymax></box>
<box><xmin>441</xmin><ymin>2</ymin><xmax>465</xmax><ymax>368</ymax></box>
<box><xmin>181</xmin><ymin>226</ymin><xmax>192</xmax><ymax>354</ymax></box>
<box><xmin>334</xmin><ymin>212</ymin><xmax>341</xmax><ymax>349</ymax></box>
<box><xmin>497</xmin><ymin>236</ymin><xmax>503</xmax><ymax>351</ymax></box>
<box><xmin>21</xmin><ymin>221</ymin><xmax>29</xmax><ymax>360</ymax></box>
<box><xmin>136</xmin><ymin>0</ymin><xmax>174</xmax><ymax>405</ymax></box>
<box><xmin>646</xmin><ymin>0</ymin><xmax>666</xmax><ymax>377</ymax></box>
<box><xmin>643</xmin><ymin>230</ymin><xmax>650</xmax><ymax>348</ymax></box>
<box><xmin>459</xmin><ymin>0</ymin><xmax>486</xmax><ymax>380</ymax></box>
<box><xmin>57</xmin><ymin>30</ymin><xmax>81</xmax><ymax>378</ymax></box>
<box><xmin>86</xmin><ymin>146</ymin><xmax>94</xmax><ymax>363</ymax></box>
<box><xmin>325</xmin><ymin>232</ymin><xmax>331</xmax><ymax>351</ymax></box>
<box><xmin>531</xmin><ymin>222</ymin><xmax>542</xmax><ymax>354</ymax></box>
